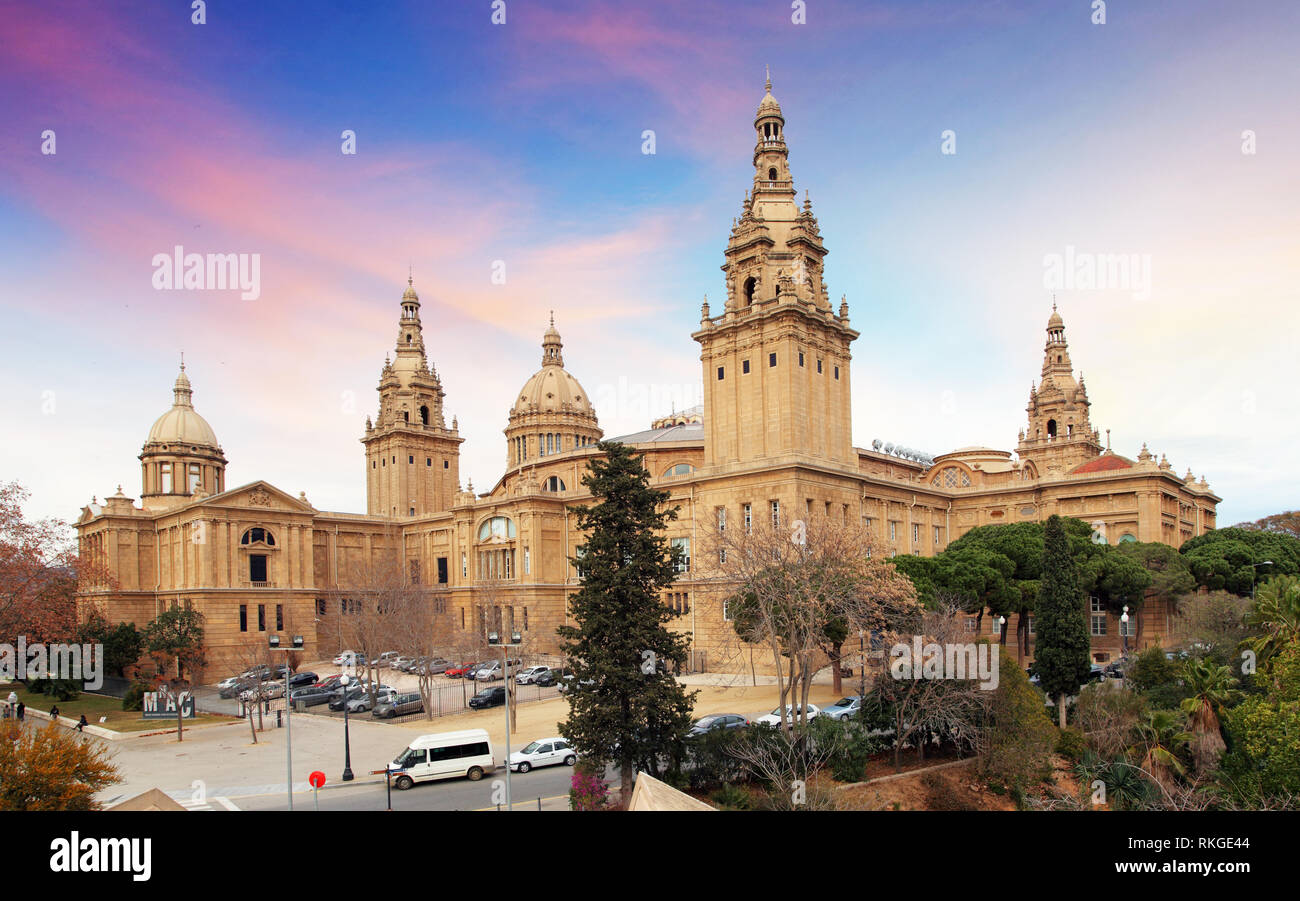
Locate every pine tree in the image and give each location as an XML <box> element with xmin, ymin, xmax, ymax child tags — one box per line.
<box><xmin>1034</xmin><ymin>515</ymin><xmax>1092</xmax><ymax>727</ymax></box>
<box><xmin>556</xmin><ymin>441</ymin><xmax>698</xmax><ymax>803</ymax></box>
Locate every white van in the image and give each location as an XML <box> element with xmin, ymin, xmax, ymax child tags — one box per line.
<box><xmin>388</xmin><ymin>729</ymin><xmax>495</xmax><ymax>789</ymax></box>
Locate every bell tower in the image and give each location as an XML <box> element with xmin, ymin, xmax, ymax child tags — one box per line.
<box><xmin>1016</xmin><ymin>304</ymin><xmax>1104</xmax><ymax>474</ymax></box>
<box><xmin>693</xmin><ymin>74</ymin><xmax>858</xmax><ymax>468</ymax></box>
<box><xmin>362</xmin><ymin>277</ymin><xmax>463</xmax><ymax>517</ymax></box>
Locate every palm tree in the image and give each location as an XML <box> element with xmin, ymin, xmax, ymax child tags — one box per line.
<box><xmin>1244</xmin><ymin>574</ymin><xmax>1300</xmax><ymax>675</ymax></box>
<box><xmin>1179</xmin><ymin>660</ymin><xmax>1243</xmax><ymax>775</ymax></box>
<box><xmin>1131</xmin><ymin>709</ymin><xmax>1190</xmax><ymax>796</ymax></box>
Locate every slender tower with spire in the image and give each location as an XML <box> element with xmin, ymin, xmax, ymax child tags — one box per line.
<box><xmin>1016</xmin><ymin>303</ymin><xmax>1104</xmax><ymax>475</ymax></box>
<box><xmin>362</xmin><ymin>277</ymin><xmax>463</xmax><ymax>517</ymax></box>
<box><xmin>693</xmin><ymin>73</ymin><xmax>858</xmax><ymax>467</ymax></box>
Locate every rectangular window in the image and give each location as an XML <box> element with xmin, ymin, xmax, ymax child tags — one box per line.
<box><xmin>889</xmin><ymin>521</ymin><xmax>898</xmax><ymax>542</ymax></box>
<box><xmin>719</xmin><ymin>548</ymin><xmax>727</xmax><ymax>565</ymax></box>
<box><xmin>742</xmin><ymin>359</ymin><xmax>750</xmax><ymax>374</ymax></box>
<box><xmin>769</xmin><ymin>352</ymin><xmax>776</xmax><ymax>367</ymax></box>
<box><xmin>743</xmin><ymin>503</ymin><xmax>752</xmax><ymax>533</ymax></box>
<box><xmin>239</xmin><ymin>605</ymin><xmax>247</xmax><ymax>632</ymax></box>
<box><xmin>1091</xmin><ymin>615</ymin><xmax>1107</xmax><ymax>636</ymax></box>
<box><xmin>1027</xmin><ymin>615</ymin><xmax>1036</xmax><ymax>635</ymax></box>
<box><xmin>717</xmin><ymin>366</ymin><xmax>725</xmax><ymax>380</ymax></box>
<box><xmin>575</xmin><ymin>546</ymin><xmax>588</xmax><ymax>579</ymax></box>
<box><xmin>461</xmin><ymin>553</ymin><xmax>467</xmax><ymax>578</ymax></box>
<box><xmin>257</xmin><ymin>604</ymin><xmax>266</xmax><ymax>632</ymax></box>
<box><xmin>188</xmin><ymin>464</ymin><xmax>201</xmax><ymax>493</ymax></box>
<box><xmin>964</xmin><ymin>618</ymin><xmax>978</xmax><ymax>633</ymax></box>
<box><xmin>771</xmin><ymin>500</ymin><xmax>781</xmax><ymax>527</ymax></box>
<box><xmin>723</xmin><ymin>598</ymin><xmax>734</xmax><ymax>622</ymax></box>
<box><xmin>275</xmin><ymin>604</ymin><xmax>283</xmax><ymax>631</ymax></box>
<box><xmin>672</xmin><ymin>537</ymin><xmax>691</xmax><ymax>574</ymax></box>
<box><xmin>716</xmin><ymin>506</ymin><xmax>726</xmax><ymax>532</ymax></box>
<box><xmin>160</xmin><ymin>463</ymin><xmax>172</xmax><ymax>493</ymax></box>
<box><xmin>426</xmin><ymin>457</ymin><xmax>432</xmax><ymax>466</ymax></box>
<box><xmin>934</xmin><ymin>526</ymin><xmax>942</xmax><ymax>547</ymax></box>
<box><xmin>834</xmin><ymin>365</ymin><xmax>840</xmax><ymax>379</ymax></box>
<box><xmin>437</xmin><ymin>557</ymin><xmax>448</xmax><ymax>584</ymax></box>
<box><xmin>444</xmin><ymin>460</ymin><xmax>449</xmax><ymax>469</ymax></box>
<box><xmin>912</xmin><ymin>524</ymin><xmax>920</xmax><ymax>545</ymax></box>
<box><xmin>817</xmin><ymin>359</ymin><xmax>823</xmax><ymax>373</ymax></box>
<box><xmin>315</xmin><ymin>598</ymin><xmax>326</xmax><ymax>616</ymax></box>
<box><xmin>523</xmin><ymin>547</ymin><xmax>530</xmax><ymax>575</ymax></box>
<box><xmin>249</xmin><ymin>554</ymin><xmax>268</xmax><ymax>583</ymax></box>
<box><xmin>798</xmin><ymin>351</ymin><xmax>805</xmax><ymax>367</ymax></box>
<box><xmin>409</xmin><ymin>455</ymin><xmax>414</xmax><ymax>464</ymax></box>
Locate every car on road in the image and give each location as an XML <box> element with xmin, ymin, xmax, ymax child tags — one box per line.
<box><xmin>687</xmin><ymin>713</ymin><xmax>749</xmax><ymax>736</ymax></box>
<box><xmin>446</xmin><ymin>662</ymin><xmax>477</xmax><ymax>678</ymax></box>
<box><xmin>509</xmin><ymin>737</ymin><xmax>577</xmax><ymax>772</ymax></box>
<box><xmin>388</xmin><ymin>729</ymin><xmax>495</xmax><ymax>788</ymax></box>
<box><xmin>289</xmin><ymin>686</ymin><xmax>334</xmax><ymax>707</ymax></box>
<box><xmin>374</xmin><ymin>692</ymin><xmax>425</xmax><ymax>719</ymax></box>
<box><xmin>820</xmin><ymin>696</ymin><xmax>863</xmax><ymax>721</ymax></box>
<box><xmin>468</xmin><ymin>686</ymin><xmax>506</xmax><ymax>709</ymax></box>
<box><xmin>753</xmin><ymin>704</ymin><xmax>822</xmax><ymax>727</ymax></box>
<box><xmin>515</xmin><ymin>665</ymin><xmax>550</xmax><ymax>685</ymax></box>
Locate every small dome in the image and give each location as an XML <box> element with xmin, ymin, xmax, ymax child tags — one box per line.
<box><xmin>146</xmin><ymin>364</ymin><xmax>220</xmax><ymax>448</ymax></box>
<box><xmin>1047</xmin><ymin>305</ymin><xmax>1064</xmax><ymax>329</ymax></box>
<box><xmin>402</xmin><ymin>277</ymin><xmax>418</xmax><ymax>302</ymax></box>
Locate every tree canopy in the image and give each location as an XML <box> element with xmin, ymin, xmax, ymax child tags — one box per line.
<box><xmin>1178</xmin><ymin>527</ymin><xmax>1300</xmax><ymax>595</ymax></box>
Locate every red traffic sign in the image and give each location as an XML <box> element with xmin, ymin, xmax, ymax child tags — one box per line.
<box><xmin>308</xmin><ymin>770</ymin><xmax>326</xmax><ymax>789</ymax></box>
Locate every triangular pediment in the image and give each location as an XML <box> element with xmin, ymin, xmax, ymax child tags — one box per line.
<box><xmin>203</xmin><ymin>481</ymin><xmax>316</xmax><ymax>513</ymax></box>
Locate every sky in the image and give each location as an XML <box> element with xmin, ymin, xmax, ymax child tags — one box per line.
<box><xmin>1</xmin><ymin>0</ymin><xmax>1296</xmax><ymax>528</ymax></box>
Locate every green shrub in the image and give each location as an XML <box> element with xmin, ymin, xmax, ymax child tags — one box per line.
<box><xmin>121</xmin><ymin>682</ymin><xmax>151</xmax><ymax>712</ymax></box>
<box><xmin>1056</xmin><ymin>726</ymin><xmax>1086</xmax><ymax>763</ymax></box>
<box><xmin>684</xmin><ymin>725</ymin><xmax>748</xmax><ymax>790</ymax></box>
<box><xmin>709</xmin><ymin>782</ymin><xmax>752</xmax><ymax>810</ymax></box>
<box><xmin>1128</xmin><ymin>645</ymin><xmax>1176</xmax><ymax>692</ymax></box>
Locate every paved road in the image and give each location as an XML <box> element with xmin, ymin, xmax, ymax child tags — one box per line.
<box><xmin>233</xmin><ymin>764</ymin><xmax>578</xmax><ymax>811</ymax></box>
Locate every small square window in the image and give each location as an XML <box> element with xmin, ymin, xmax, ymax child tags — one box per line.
<box><xmin>717</xmin><ymin>366</ymin><xmax>725</xmax><ymax>380</ymax></box>
<box><xmin>742</xmin><ymin>360</ymin><xmax>751</xmax><ymax>374</ymax></box>
<box><xmin>769</xmin><ymin>353</ymin><xmax>776</xmax><ymax>367</ymax></box>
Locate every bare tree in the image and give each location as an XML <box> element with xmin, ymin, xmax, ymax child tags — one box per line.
<box><xmin>703</xmin><ymin>514</ymin><xmax>919</xmax><ymax>735</ymax></box>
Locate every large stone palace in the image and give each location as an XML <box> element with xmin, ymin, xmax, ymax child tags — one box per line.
<box><xmin>76</xmin><ymin>80</ymin><xmax>1220</xmax><ymax>678</ymax></box>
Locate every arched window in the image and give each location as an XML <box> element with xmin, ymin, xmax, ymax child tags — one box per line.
<box><xmin>663</xmin><ymin>463</ymin><xmax>694</xmax><ymax>478</ymax></box>
<box><xmin>768</xmin><ymin>167</ymin><xmax>777</xmax><ymax>181</ymax></box>
<box><xmin>744</xmin><ymin>277</ymin><xmax>756</xmax><ymax>306</ymax></box>
<box><xmin>241</xmin><ymin>527</ymin><xmax>276</xmax><ymax>546</ymax></box>
<box><xmin>1118</xmin><ymin>533</ymin><xmax>1137</xmax><ymax>544</ymax></box>
<box><xmin>932</xmin><ymin>467</ymin><xmax>971</xmax><ymax>489</ymax></box>
<box><xmin>544</xmin><ymin>476</ymin><xmax>566</xmax><ymax>492</ymax></box>
<box><xmin>420</xmin><ymin>405</ymin><xmax>429</xmax><ymax>425</ymax></box>
<box><xmin>477</xmin><ymin>516</ymin><xmax>517</xmax><ymax>541</ymax></box>
<box><xmin>1047</xmin><ymin>419</ymin><xmax>1057</xmax><ymax>439</ymax></box>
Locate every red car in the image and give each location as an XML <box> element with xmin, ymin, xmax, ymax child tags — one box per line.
<box><xmin>445</xmin><ymin>662</ymin><xmax>477</xmax><ymax>678</ymax></box>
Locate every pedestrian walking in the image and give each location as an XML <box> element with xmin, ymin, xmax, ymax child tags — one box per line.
<box><xmin>15</xmin><ymin>702</ymin><xmax>25</xmax><ymax>722</ymax></box>
<box><xmin>49</xmin><ymin>704</ymin><xmax>60</xmax><ymax>722</ymax></box>
<box><xmin>76</xmin><ymin>714</ymin><xmax>88</xmax><ymax>733</ymax></box>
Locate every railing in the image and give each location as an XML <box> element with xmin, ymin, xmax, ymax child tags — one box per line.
<box><xmin>242</xmin><ymin>580</ymin><xmax>277</xmax><ymax>589</ymax></box>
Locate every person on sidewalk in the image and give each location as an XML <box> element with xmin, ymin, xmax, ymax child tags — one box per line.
<box><xmin>76</xmin><ymin>714</ymin><xmax>88</xmax><ymax>733</ymax></box>
<box><xmin>15</xmin><ymin>702</ymin><xmax>25</xmax><ymax>722</ymax></box>
<box><xmin>49</xmin><ymin>704</ymin><xmax>60</xmax><ymax>722</ymax></box>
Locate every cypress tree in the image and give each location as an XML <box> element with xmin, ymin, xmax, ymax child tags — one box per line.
<box><xmin>1034</xmin><ymin>515</ymin><xmax>1092</xmax><ymax>728</ymax></box>
<box><xmin>557</xmin><ymin>441</ymin><xmax>698</xmax><ymax>802</ymax></box>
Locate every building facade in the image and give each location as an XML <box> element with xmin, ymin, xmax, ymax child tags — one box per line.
<box><xmin>77</xmin><ymin>81</ymin><xmax>1220</xmax><ymax>678</ymax></box>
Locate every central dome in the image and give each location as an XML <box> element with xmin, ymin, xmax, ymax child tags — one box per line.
<box><xmin>146</xmin><ymin>365</ymin><xmax>220</xmax><ymax>448</ymax></box>
<box><xmin>504</xmin><ymin>316</ymin><xmax>602</xmax><ymax>469</ymax></box>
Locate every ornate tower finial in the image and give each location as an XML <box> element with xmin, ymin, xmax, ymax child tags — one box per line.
<box><xmin>765</xmin><ymin>63</ymin><xmax>771</xmax><ymax>92</ymax></box>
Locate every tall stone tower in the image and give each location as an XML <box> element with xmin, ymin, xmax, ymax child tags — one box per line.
<box><xmin>362</xmin><ymin>278</ymin><xmax>463</xmax><ymax>517</ymax></box>
<box><xmin>1016</xmin><ymin>304</ymin><xmax>1104</xmax><ymax>475</ymax></box>
<box><xmin>693</xmin><ymin>75</ymin><xmax>858</xmax><ymax>468</ymax></box>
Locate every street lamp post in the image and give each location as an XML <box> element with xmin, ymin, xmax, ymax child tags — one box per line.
<box><xmin>340</xmin><ymin>672</ymin><xmax>354</xmax><ymax>782</ymax></box>
<box><xmin>1120</xmin><ymin>605</ymin><xmax>1130</xmax><ymax>656</ymax></box>
<box><xmin>1251</xmin><ymin>561</ymin><xmax>1274</xmax><ymax>600</ymax></box>
<box><xmin>487</xmin><ymin>630</ymin><xmax>522</xmax><ymax>811</ymax></box>
<box><xmin>269</xmin><ymin>634</ymin><xmax>303</xmax><ymax>811</ymax></box>
<box><xmin>998</xmin><ymin>614</ymin><xmax>1007</xmax><ymax>645</ymax></box>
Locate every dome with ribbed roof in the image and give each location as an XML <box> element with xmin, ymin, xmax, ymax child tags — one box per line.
<box><xmin>146</xmin><ymin>364</ymin><xmax>220</xmax><ymax>448</ymax></box>
<box><xmin>503</xmin><ymin>316</ymin><xmax>602</xmax><ymax>469</ymax></box>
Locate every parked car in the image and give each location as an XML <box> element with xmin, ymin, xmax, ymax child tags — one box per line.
<box><xmin>468</xmin><ymin>686</ymin><xmax>507</xmax><ymax>709</ymax></box>
<box><xmin>328</xmin><ymin>683</ymin><xmax>390</xmax><ymax>710</ymax></box>
<box><xmin>687</xmin><ymin>713</ymin><xmax>749</xmax><ymax>736</ymax></box>
<box><xmin>411</xmin><ymin>657</ymin><xmax>450</xmax><ymax>675</ymax></box>
<box><xmin>314</xmin><ymin>673</ymin><xmax>348</xmax><ymax>692</ymax></box>
<box><xmin>474</xmin><ymin>662</ymin><xmax>504</xmax><ymax>681</ymax></box>
<box><xmin>287</xmin><ymin>671</ymin><xmax>318</xmax><ymax>689</ymax></box>
<box><xmin>333</xmin><ymin>651</ymin><xmax>367</xmax><ymax>667</ymax></box>
<box><xmin>348</xmin><ymin>688</ymin><xmax>397</xmax><ymax>713</ymax></box>
<box><xmin>388</xmin><ymin>729</ymin><xmax>495</xmax><ymax>788</ymax></box>
<box><xmin>556</xmin><ymin>674</ymin><xmax>594</xmax><ymax>694</ymax></box>
<box><xmin>820</xmin><ymin>696</ymin><xmax>863</xmax><ymax>721</ymax></box>
<box><xmin>374</xmin><ymin>692</ymin><xmax>425</xmax><ymax>719</ymax></box>
<box><xmin>515</xmin><ymin>666</ymin><xmax>551</xmax><ymax>685</ymax></box>
<box><xmin>753</xmin><ymin>704</ymin><xmax>822</xmax><ymax>727</ymax></box>
<box><xmin>219</xmin><ymin>677</ymin><xmax>256</xmax><ymax>699</ymax></box>
<box><xmin>240</xmin><ymin>680</ymin><xmax>286</xmax><ymax>702</ymax></box>
<box><xmin>446</xmin><ymin>662</ymin><xmax>477</xmax><ymax>678</ymax></box>
<box><xmin>509</xmin><ymin>737</ymin><xmax>577</xmax><ymax>772</ymax></box>
<box><xmin>391</xmin><ymin>656</ymin><xmax>418</xmax><ymax>672</ymax></box>
<box><xmin>536</xmin><ymin>667</ymin><xmax>572</xmax><ymax>687</ymax></box>
<box><xmin>289</xmin><ymin>685</ymin><xmax>334</xmax><ymax>707</ymax></box>
<box><xmin>375</xmin><ymin>651</ymin><xmax>400</xmax><ymax>669</ymax></box>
